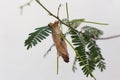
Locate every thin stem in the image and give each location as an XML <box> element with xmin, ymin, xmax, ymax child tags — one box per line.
<box><xmin>57</xmin><ymin>4</ymin><xmax>61</xmax><ymax>17</ymax></box>
<box><xmin>66</xmin><ymin>2</ymin><xmax>71</xmax><ymax>26</ymax></box>
<box><xmin>84</xmin><ymin>20</ymin><xmax>109</xmax><ymax>25</ymax></box>
<box><xmin>66</xmin><ymin>3</ymin><xmax>69</xmax><ymax>20</ymax></box>
<box><xmin>57</xmin><ymin>54</ymin><xmax>59</xmax><ymax>75</ymax></box>
<box><xmin>20</xmin><ymin>0</ymin><xmax>33</xmax><ymax>14</ymax></box>
<box><xmin>44</xmin><ymin>44</ymin><xmax>54</xmax><ymax>57</ymax></box>
<box><xmin>20</xmin><ymin>0</ymin><xmax>33</xmax><ymax>8</ymax></box>
<box><xmin>98</xmin><ymin>34</ymin><xmax>120</xmax><ymax>40</ymax></box>
<box><xmin>71</xmin><ymin>19</ymin><xmax>108</xmax><ymax>25</ymax></box>
<box><xmin>35</xmin><ymin>0</ymin><xmax>54</xmax><ymax>16</ymax></box>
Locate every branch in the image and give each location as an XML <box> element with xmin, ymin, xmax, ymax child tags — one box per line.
<box><xmin>20</xmin><ymin>0</ymin><xmax>33</xmax><ymax>8</ymax></box>
<box><xmin>35</xmin><ymin>0</ymin><xmax>76</xmax><ymax>31</ymax></box>
<box><xmin>98</xmin><ymin>34</ymin><xmax>120</xmax><ymax>40</ymax></box>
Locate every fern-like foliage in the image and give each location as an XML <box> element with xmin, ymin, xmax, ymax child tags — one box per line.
<box><xmin>70</xmin><ymin>26</ymin><xmax>105</xmax><ymax>77</ymax></box>
<box><xmin>24</xmin><ymin>20</ymin><xmax>106</xmax><ymax>79</ymax></box>
<box><xmin>97</xmin><ymin>60</ymin><xmax>106</xmax><ymax>72</ymax></box>
<box><xmin>72</xmin><ymin>56</ymin><xmax>77</xmax><ymax>72</ymax></box>
<box><xmin>81</xmin><ymin>26</ymin><xmax>103</xmax><ymax>39</ymax></box>
<box><xmin>70</xmin><ymin>30</ymin><xmax>93</xmax><ymax>77</ymax></box>
<box><xmin>24</xmin><ymin>26</ymin><xmax>52</xmax><ymax>49</ymax></box>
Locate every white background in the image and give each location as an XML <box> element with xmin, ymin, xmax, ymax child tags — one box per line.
<box><xmin>0</xmin><ymin>0</ymin><xmax>120</xmax><ymax>80</ymax></box>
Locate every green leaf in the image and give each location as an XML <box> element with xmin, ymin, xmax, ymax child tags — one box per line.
<box><xmin>83</xmin><ymin>28</ymin><xmax>105</xmax><ymax>71</ymax></box>
<box><xmin>72</xmin><ymin>56</ymin><xmax>78</xmax><ymax>72</ymax></box>
<box><xmin>24</xmin><ymin>26</ymin><xmax>51</xmax><ymax>49</ymax></box>
<box><xmin>82</xmin><ymin>26</ymin><xmax>103</xmax><ymax>39</ymax></box>
<box><xmin>97</xmin><ymin>60</ymin><xmax>106</xmax><ymax>72</ymax></box>
<box><xmin>70</xmin><ymin>30</ymin><xmax>95</xmax><ymax>77</ymax></box>
<box><xmin>70</xmin><ymin>27</ymin><xmax>105</xmax><ymax>78</ymax></box>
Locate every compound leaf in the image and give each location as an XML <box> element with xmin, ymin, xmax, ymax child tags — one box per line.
<box><xmin>25</xmin><ymin>26</ymin><xmax>51</xmax><ymax>49</ymax></box>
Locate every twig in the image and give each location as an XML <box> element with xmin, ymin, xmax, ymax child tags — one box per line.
<box><xmin>57</xmin><ymin>54</ymin><xmax>59</xmax><ymax>75</ymax></box>
<box><xmin>84</xmin><ymin>20</ymin><xmax>109</xmax><ymax>25</ymax></box>
<box><xmin>66</xmin><ymin>3</ymin><xmax>69</xmax><ymax>21</ymax></box>
<box><xmin>66</xmin><ymin>2</ymin><xmax>71</xmax><ymax>26</ymax></box>
<box><xmin>20</xmin><ymin>0</ymin><xmax>34</xmax><ymax>14</ymax></box>
<box><xmin>35</xmin><ymin>0</ymin><xmax>76</xmax><ymax>31</ymax></box>
<box><xmin>43</xmin><ymin>44</ymin><xmax>54</xmax><ymax>57</ymax></box>
<box><xmin>35</xmin><ymin>0</ymin><xmax>58</xmax><ymax>19</ymax></box>
<box><xmin>20</xmin><ymin>0</ymin><xmax>33</xmax><ymax>8</ymax></box>
<box><xmin>98</xmin><ymin>34</ymin><xmax>120</xmax><ymax>40</ymax></box>
<box><xmin>57</xmin><ymin>4</ymin><xmax>62</xmax><ymax>17</ymax></box>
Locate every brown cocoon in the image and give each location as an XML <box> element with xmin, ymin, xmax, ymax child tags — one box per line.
<box><xmin>49</xmin><ymin>21</ymin><xmax>69</xmax><ymax>63</ymax></box>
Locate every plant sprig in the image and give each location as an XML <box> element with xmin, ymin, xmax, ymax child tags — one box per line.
<box><xmin>23</xmin><ymin>0</ymin><xmax>120</xmax><ymax>80</ymax></box>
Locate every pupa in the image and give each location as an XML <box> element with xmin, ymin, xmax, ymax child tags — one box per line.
<box><xmin>48</xmin><ymin>21</ymin><xmax>69</xmax><ymax>63</ymax></box>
